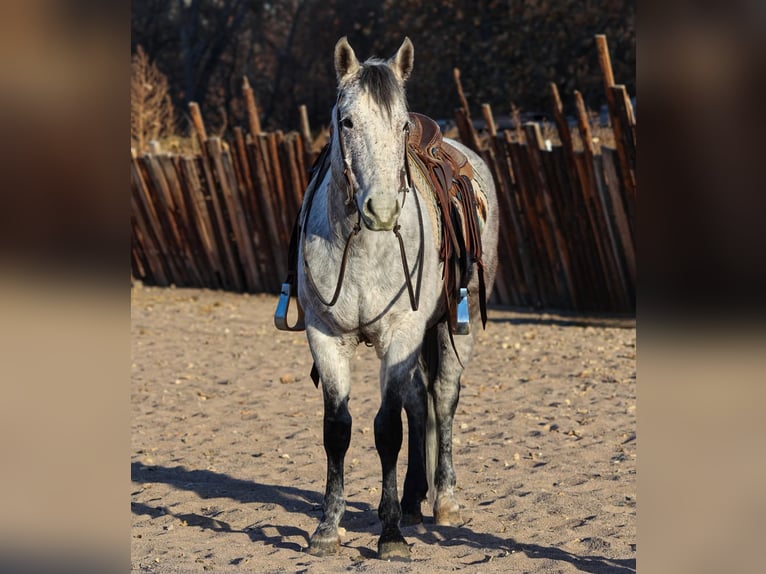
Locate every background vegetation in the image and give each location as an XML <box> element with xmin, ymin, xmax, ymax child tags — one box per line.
<box><xmin>131</xmin><ymin>0</ymin><xmax>634</xmax><ymax>142</ymax></box>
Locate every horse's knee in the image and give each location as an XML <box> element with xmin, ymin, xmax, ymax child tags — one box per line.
<box><xmin>323</xmin><ymin>397</ymin><xmax>352</xmax><ymax>453</ymax></box>
<box><xmin>432</xmin><ymin>378</ymin><xmax>460</xmax><ymax>418</ymax></box>
<box><xmin>403</xmin><ymin>373</ymin><xmax>427</xmax><ymax>412</ymax></box>
<box><xmin>374</xmin><ymin>403</ymin><xmax>402</xmax><ymax>456</ymax></box>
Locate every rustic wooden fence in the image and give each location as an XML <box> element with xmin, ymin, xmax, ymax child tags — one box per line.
<box><xmin>131</xmin><ymin>35</ymin><xmax>635</xmax><ymax>313</ymax></box>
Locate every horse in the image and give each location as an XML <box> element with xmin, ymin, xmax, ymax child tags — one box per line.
<box><xmin>275</xmin><ymin>36</ymin><xmax>499</xmax><ymax>560</ymax></box>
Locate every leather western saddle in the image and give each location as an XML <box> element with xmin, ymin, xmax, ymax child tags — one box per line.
<box><xmin>406</xmin><ymin>112</ymin><xmax>488</xmax><ymax>332</ymax></box>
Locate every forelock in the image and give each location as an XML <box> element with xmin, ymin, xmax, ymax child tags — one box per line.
<box><xmin>357</xmin><ymin>59</ymin><xmax>406</xmax><ymax>118</ymax></box>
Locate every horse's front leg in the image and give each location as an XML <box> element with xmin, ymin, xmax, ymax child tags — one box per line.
<box><xmin>374</xmin><ymin>335</ymin><xmax>423</xmax><ymax>560</ymax></box>
<box><xmin>400</xmin><ymin>365</ymin><xmax>428</xmax><ymax>526</ymax></box>
<box><xmin>306</xmin><ymin>325</ymin><xmax>356</xmax><ymax>556</ymax></box>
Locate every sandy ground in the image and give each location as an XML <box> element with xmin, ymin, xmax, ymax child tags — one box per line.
<box><xmin>131</xmin><ymin>285</ymin><xmax>635</xmax><ymax>573</ymax></box>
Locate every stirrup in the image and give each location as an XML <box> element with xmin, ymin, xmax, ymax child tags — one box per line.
<box><xmin>454</xmin><ymin>287</ymin><xmax>470</xmax><ymax>335</ymax></box>
<box><xmin>274</xmin><ymin>282</ymin><xmax>306</xmax><ymax>331</ymax></box>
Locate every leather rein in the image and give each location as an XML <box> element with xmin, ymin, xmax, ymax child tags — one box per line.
<box><xmin>301</xmin><ymin>92</ymin><xmax>425</xmax><ymax>313</ymax></box>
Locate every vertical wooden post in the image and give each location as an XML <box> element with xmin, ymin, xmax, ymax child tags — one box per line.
<box><xmin>610</xmin><ymin>84</ymin><xmax>637</xmax><ymax>232</ymax></box>
<box><xmin>549</xmin><ymin>83</ymin><xmax>587</xmax><ymax>306</ymax></box>
<box><xmin>188</xmin><ymin>102</ymin><xmax>208</xmax><ymax>152</ymax></box>
<box><xmin>476</xmin><ymin>101</ymin><xmax>514</xmax><ymax>304</ymax></box>
<box><xmin>574</xmin><ymin>91</ymin><xmax>594</xmax><ymax>155</ymax></box>
<box><xmin>453</xmin><ymin>67</ymin><xmax>481</xmax><ymax>152</ymax></box>
<box><xmin>453</xmin><ymin>67</ymin><xmax>471</xmax><ymax>116</ymax></box>
<box><xmin>131</xmin><ymin>160</ymin><xmax>170</xmax><ymax>286</ymax></box>
<box><xmin>196</xmin><ymin>132</ymin><xmax>241</xmax><ymax>291</ymax></box>
<box><xmin>481</xmin><ymin>103</ymin><xmax>497</xmax><ymax>137</ymax></box>
<box><xmin>595</xmin><ymin>35</ymin><xmax>636</xmax><ymax>201</ymax></box>
<box><xmin>549</xmin><ymin>84</ymin><xmax>573</xmax><ymax>158</ymax></box>
<box><xmin>230</xmin><ymin>128</ymin><xmax>265</xmax><ymax>291</ymax></box>
<box><xmin>485</xmin><ymin>117</ymin><xmax>535</xmax><ymax>306</ymax></box>
<box><xmin>511</xmin><ymin>102</ymin><xmax>524</xmax><ymax>143</ymax></box>
<box><xmin>298</xmin><ymin>105</ymin><xmax>312</xmax><ymax>149</ymax></box>
<box><xmin>595</xmin><ymin>35</ymin><xmax>616</xmax><ymax>91</ymax></box>
<box><xmin>281</xmin><ymin>133</ymin><xmax>305</xmax><ymax>219</ymax></box>
<box><xmin>177</xmin><ymin>157</ymin><xmax>222</xmax><ymax>288</ymax></box>
<box><xmin>242</xmin><ymin>76</ymin><xmax>262</xmax><ymax>136</ymax></box>
<box><xmin>142</xmin><ymin>155</ymin><xmax>193</xmax><ymax>285</ymax></box>
<box><xmin>209</xmin><ymin>137</ymin><xmax>261</xmax><ymax>292</ymax></box>
<box><xmin>498</xmin><ymin>132</ymin><xmax>540</xmax><ymax>308</ymax></box>
<box><xmin>157</xmin><ymin>155</ymin><xmax>205</xmax><ymax>286</ymax></box>
<box><xmin>250</xmin><ymin>134</ymin><xmax>287</xmax><ymax>286</ymax></box>
<box><xmin>266</xmin><ymin>132</ymin><xmax>289</xmax><ymax>238</ymax></box>
<box><xmin>575</xmin><ymin>90</ymin><xmax>625</xmax><ymax>310</ymax></box>
<box><xmin>298</xmin><ymin>104</ymin><xmax>314</xmax><ymax>169</ymax></box>
<box><xmin>506</xmin><ymin>134</ymin><xmax>552</xmax><ymax>307</ymax></box>
<box><xmin>524</xmin><ymin>122</ymin><xmax>578</xmax><ymax>309</ymax></box>
<box><xmin>600</xmin><ymin>148</ymin><xmax>636</xmax><ymax>295</ymax></box>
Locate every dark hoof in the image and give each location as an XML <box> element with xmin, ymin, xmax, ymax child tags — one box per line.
<box><xmin>400</xmin><ymin>511</ymin><xmax>423</xmax><ymax>527</ymax></box>
<box><xmin>307</xmin><ymin>532</ymin><xmax>341</xmax><ymax>556</ymax></box>
<box><xmin>378</xmin><ymin>538</ymin><xmax>411</xmax><ymax>561</ymax></box>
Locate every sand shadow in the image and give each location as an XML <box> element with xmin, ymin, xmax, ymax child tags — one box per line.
<box><xmin>131</xmin><ymin>461</ymin><xmax>372</xmax><ymax>516</ymax></box>
<box><xmin>131</xmin><ymin>461</ymin><xmax>378</xmax><ymax>550</ymax></box>
<box><xmin>132</xmin><ymin>463</ymin><xmax>633</xmax><ymax>572</ymax></box>
<box><xmin>405</xmin><ymin>522</ymin><xmax>635</xmax><ymax>574</ymax></box>
<box><xmin>487</xmin><ymin>307</ymin><xmax>635</xmax><ymax>330</ymax></box>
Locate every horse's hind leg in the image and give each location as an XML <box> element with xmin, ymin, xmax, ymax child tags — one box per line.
<box><xmin>431</xmin><ymin>322</ymin><xmax>476</xmax><ymax>526</ymax></box>
<box><xmin>306</xmin><ymin>327</ymin><xmax>355</xmax><ymax>556</ymax></box>
<box><xmin>400</xmin><ymin>366</ymin><xmax>428</xmax><ymax>526</ymax></box>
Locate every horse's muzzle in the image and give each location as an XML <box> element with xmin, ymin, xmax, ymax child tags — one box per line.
<box><xmin>361</xmin><ymin>196</ymin><xmax>401</xmax><ymax>231</ymax></box>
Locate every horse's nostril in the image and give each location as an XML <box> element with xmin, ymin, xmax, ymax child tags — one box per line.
<box><xmin>365</xmin><ymin>198</ymin><xmax>376</xmax><ymax>218</ymax></box>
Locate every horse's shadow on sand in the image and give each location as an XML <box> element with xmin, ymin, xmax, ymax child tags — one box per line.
<box><xmin>487</xmin><ymin>310</ymin><xmax>635</xmax><ymax>330</ymax></box>
<box><xmin>132</xmin><ymin>462</ymin><xmax>635</xmax><ymax>573</ymax></box>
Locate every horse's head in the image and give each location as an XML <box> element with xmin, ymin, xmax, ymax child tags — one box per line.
<box><xmin>332</xmin><ymin>36</ymin><xmax>414</xmax><ymax>231</ymax></box>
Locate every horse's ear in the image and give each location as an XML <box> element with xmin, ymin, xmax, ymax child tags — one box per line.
<box><xmin>390</xmin><ymin>37</ymin><xmax>414</xmax><ymax>83</ymax></box>
<box><xmin>334</xmin><ymin>36</ymin><xmax>360</xmax><ymax>83</ymax></box>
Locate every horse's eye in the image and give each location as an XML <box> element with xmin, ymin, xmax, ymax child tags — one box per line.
<box><xmin>341</xmin><ymin>117</ymin><xmax>354</xmax><ymax>129</ymax></box>
<box><xmin>403</xmin><ymin>121</ymin><xmax>410</xmax><ymax>132</ymax></box>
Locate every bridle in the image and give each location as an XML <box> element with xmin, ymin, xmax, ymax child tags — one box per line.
<box><xmin>301</xmin><ymin>91</ymin><xmax>425</xmax><ymax>312</ymax></box>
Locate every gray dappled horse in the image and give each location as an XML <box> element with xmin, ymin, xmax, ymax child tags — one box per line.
<box><xmin>276</xmin><ymin>37</ymin><xmax>499</xmax><ymax>560</ymax></box>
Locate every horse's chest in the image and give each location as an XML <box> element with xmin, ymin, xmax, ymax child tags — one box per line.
<box><xmin>349</xmin><ymin>243</ymin><xmax>408</xmax><ymax>310</ymax></box>
<box><xmin>308</xmin><ymin>238</ymin><xmax>413</xmax><ymax>331</ymax></box>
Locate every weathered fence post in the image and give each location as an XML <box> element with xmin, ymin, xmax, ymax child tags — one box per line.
<box><xmin>242</xmin><ymin>76</ymin><xmax>262</xmax><ymax>137</ymax></box>
<box><xmin>453</xmin><ymin>67</ymin><xmax>481</xmax><ymax>153</ymax></box>
<box><xmin>596</xmin><ymin>35</ymin><xmax>636</xmax><ymax>206</ymax></box>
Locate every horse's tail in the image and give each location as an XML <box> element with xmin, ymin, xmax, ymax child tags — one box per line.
<box><xmin>425</xmin><ymin>384</ymin><xmax>437</xmax><ymax>507</ymax></box>
<box><xmin>422</xmin><ymin>325</ymin><xmax>439</xmax><ymax>507</ymax></box>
